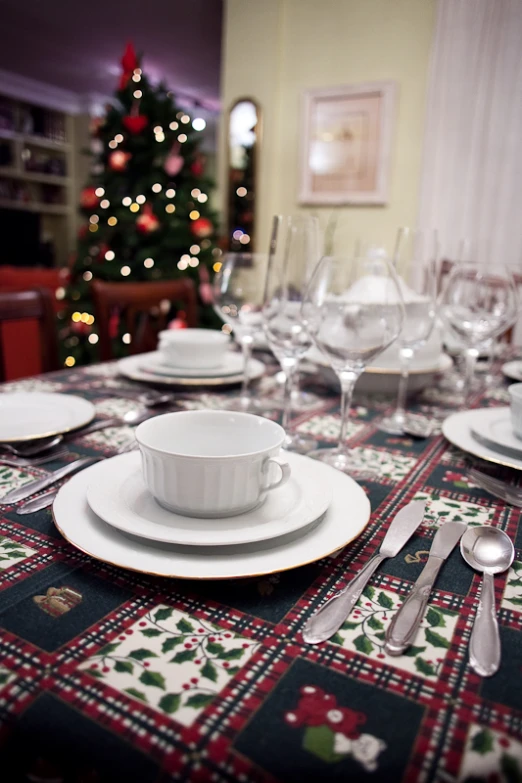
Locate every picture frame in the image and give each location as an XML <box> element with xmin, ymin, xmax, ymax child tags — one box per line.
<box><xmin>298</xmin><ymin>81</ymin><xmax>397</xmax><ymax>205</ymax></box>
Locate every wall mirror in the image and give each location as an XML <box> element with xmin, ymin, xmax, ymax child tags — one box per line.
<box><xmin>226</xmin><ymin>98</ymin><xmax>261</xmax><ymax>251</ymax></box>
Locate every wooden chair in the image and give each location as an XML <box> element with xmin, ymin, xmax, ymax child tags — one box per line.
<box><xmin>0</xmin><ymin>288</ymin><xmax>60</xmax><ymax>381</ymax></box>
<box><xmin>91</xmin><ymin>278</ymin><xmax>199</xmax><ymax>361</ymax></box>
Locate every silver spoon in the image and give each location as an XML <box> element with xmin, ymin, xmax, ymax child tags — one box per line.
<box><xmin>460</xmin><ymin>526</ymin><xmax>514</xmax><ymax>677</ymax></box>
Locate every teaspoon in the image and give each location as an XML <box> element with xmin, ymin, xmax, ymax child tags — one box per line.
<box><xmin>460</xmin><ymin>526</ymin><xmax>514</xmax><ymax>677</ymax></box>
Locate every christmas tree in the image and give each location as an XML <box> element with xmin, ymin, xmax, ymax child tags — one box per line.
<box><xmin>61</xmin><ymin>43</ymin><xmax>220</xmax><ymax>367</ymax></box>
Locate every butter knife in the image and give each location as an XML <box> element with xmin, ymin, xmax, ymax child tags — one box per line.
<box><xmin>16</xmin><ymin>489</ymin><xmax>58</xmax><ymax>515</ymax></box>
<box><xmin>302</xmin><ymin>500</ymin><xmax>426</xmax><ymax>644</ymax></box>
<box><xmin>385</xmin><ymin>521</ymin><xmax>466</xmax><ymax>656</ymax></box>
<box><xmin>0</xmin><ymin>457</ymin><xmax>100</xmax><ymax>505</ymax></box>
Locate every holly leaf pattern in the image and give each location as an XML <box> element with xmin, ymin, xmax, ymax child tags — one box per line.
<box><xmin>186</xmin><ymin>693</ymin><xmax>214</xmax><ymax>709</ymax></box>
<box><xmin>129</xmin><ymin>648</ymin><xmax>159</xmax><ymax>660</ymax></box>
<box><xmin>403</xmin><ymin>645</ymin><xmax>427</xmax><ymax>657</ymax></box>
<box><xmin>368</xmin><ymin>615</ymin><xmax>384</xmax><ymax>630</ymax></box>
<box><xmin>139</xmin><ymin>670</ymin><xmax>166</xmax><ymax>690</ymax></box>
<box><xmin>88</xmin><ymin>669</ymin><xmax>104</xmax><ymax>679</ymax></box>
<box><xmin>171</xmin><ymin>649</ymin><xmax>197</xmax><ymax>664</ymax></box>
<box><xmin>426</xmin><ymin>608</ymin><xmax>445</xmax><ymax>627</ymax></box>
<box><xmin>201</xmin><ymin>660</ymin><xmax>218</xmax><ymax>683</ymax></box>
<box><xmin>97</xmin><ymin>642</ymin><xmax>119</xmax><ymax>656</ymax></box>
<box><xmin>353</xmin><ymin>635</ymin><xmax>373</xmax><ymax>654</ymax></box>
<box><xmin>114</xmin><ymin>660</ymin><xmax>134</xmax><ymax>674</ymax></box>
<box><xmin>161</xmin><ymin>636</ymin><xmax>184</xmax><ymax>653</ymax></box>
<box><xmin>363</xmin><ymin>585</ymin><xmax>375</xmax><ymax>600</ymax></box>
<box><xmin>125</xmin><ymin>687</ymin><xmax>148</xmax><ymax>702</ymax></box>
<box><xmin>415</xmin><ymin>657</ymin><xmax>436</xmax><ymax>676</ymax></box>
<box><xmin>425</xmin><ymin>629</ymin><xmax>450</xmax><ymax>649</ymax></box>
<box><xmin>501</xmin><ymin>753</ymin><xmax>521</xmax><ymax>783</ymax></box>
<box><xmin>377</xmin><ymin>591</ymin><xmax>394</xmax><ymax>609</ymax></box>
<box><xmin>154</xmin><ymin>607</ymin><xmax>173</xmax><ymax>622</ymax></box>
<box><xmin>159</xmin><ymin>693</ymin><xmax>181</xmax><ymax>714</ymax></box>
<box><xmin>176</xmin><ymin>618</ymin><xmax>194</xmax><ymax>634</ymax></box>
<box><xmin>471</xmin><ymin>729</ymin><xmax>494</xmax><ymax>755</ymax></box>
<box><xmin>140</xmin><ymin>629</ymin><xmax>163</xmax><ymax>638</ymax></box>
<box><xmin>219</xmin><ymin>648</ymin><xmax>245</xmax><ymax>661</ymax></box>
<box><xmin>0</xmin><ymin>671</ymin><xmax>11</xmax><ymax>685</ymax></box>
<box><xmin>206</xmin><ymin>642</ymin><xmax>226</xmax><ymax>655</ymax></box>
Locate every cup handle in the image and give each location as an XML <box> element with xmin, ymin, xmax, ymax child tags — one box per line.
<box><xmin>261</xmin><ymin>456</ymin><xmax>291</xmax><ymax>492</ymax></box>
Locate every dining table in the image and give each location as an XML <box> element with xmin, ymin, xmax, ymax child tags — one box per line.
<box><xmin>0</xmin><ymin>354</ymin><xmax>521</xmax><ymax>783</ymax></box>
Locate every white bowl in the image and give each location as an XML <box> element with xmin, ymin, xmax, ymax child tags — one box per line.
<box><xmin>135</xmin><ymin>410</ymin><xmax>290</xmax><ymax>518</ymax></box>
<box><xmin>158</xmin><ymin>328</ymin><xmax>230</xmax><ymax>369</ymax></box>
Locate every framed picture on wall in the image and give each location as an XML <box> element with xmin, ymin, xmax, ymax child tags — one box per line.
<box><xmin>298</xmin><ymin>81</ymin><xmax>397</xmax><ymax>205</ymax></box>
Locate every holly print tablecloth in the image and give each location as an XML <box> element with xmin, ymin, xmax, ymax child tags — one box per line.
<box><xmin>0</xmin><ymin>360</ymin><xmax>521</xmax><ymax>783</ymax></box>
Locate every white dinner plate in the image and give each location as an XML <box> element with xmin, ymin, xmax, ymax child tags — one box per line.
<box><xmin>502</xmin><ymin>361</ymin><xmax>522</xmax><ymax>383</ymax></box>
<box><xmin>86</xmin><ymin>451</ymin><xmax>332</xmax><ymax>547</ymax></box>
<box><xmin>140</xmin><ymin>351</ymin><xmax>245</xmax><ymax>378</ymax></box>
<box><xmin>53</xmin><ymin>453</ymin><xmax>371</xmax><ymax>580</ymax></box>
<box><xmin>442</xmin><ymin>408</ymin><xmax>522</xmax><ymax>471</ymax></box>
<box><xmin>118</xmin><ymin>352</ymin><xmax>265</xmax><ymax>387</ymax></box>
<box><xmin>0</xmin><ymin>392</ymin><xmax>95</xmax><ymax>443</ymax></box>
<box><xmin>470</xmin><ymin>407</ymin><xmax>522</xmax><ymax>460</ymax></box>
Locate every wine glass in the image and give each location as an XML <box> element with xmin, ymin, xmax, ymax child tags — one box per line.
<box><xmin>213</xmin><ymin>252</ymin><xmax>268</xmax><ymax>412</ymax></box>
<box><xmin>378</xmin><ymin>228</ymin><xmax>438</xmax><ymax>434</ymax></box>
<box><xmin>302</xmin><ymin>249</ymin><xmax>405</xmax><ymax>475</ymax></box>
<box><xmin>440</xmin><ymin>247</ymin><xmax>518</xmax><ymax>405</ymax></box>
<box><xmin>262</xmin><ymin>214</ymin><xmax>321</xmax><ymax>452</ymax></box>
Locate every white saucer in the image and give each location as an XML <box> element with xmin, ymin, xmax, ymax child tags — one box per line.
<box><xmin>0</xmin><ymin>392</ymin><xmax>95</xmax><ymax>443</ymax></box>
<box><xmin>118</xmin><ymin>351</ymin><xmax>265</xmax><ymax>387</ymax></box>
<box><xmin>502</xmin><ymin>361</ymin><xmax>522</xmax><ymax>382</ymax></box>
<box><xmin>470</xmin><ymin>407</ymin><xmax>522</xmax><ymax>459</ymax></box>
<box><xmin>442</xmin><ymin>408</ymin><xmax>522</xmax><ymax>471</ymax></box>
<box><xmin>141</xmin><ymin>351</ymin><xmax>244</xmax><ymax>378</ymax></box>
<box><xmin>53</xmin><ymin>453</ymin><xmax>371</xmax><ymax>580</ymax></box>
<box><xmin>86</xmin><ymin>451</ymin><xmax>331</xmax><ymax>547</ymax></box>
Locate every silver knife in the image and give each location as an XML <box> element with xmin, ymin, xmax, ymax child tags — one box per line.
<box><xmin>302</xmin><ymin>500</ymin><xmax>426</xmax><ymax>645</ymax></box>
<box><xmin>385</xmin><ymin>521</ymin><xmax>466</xmax><ymax>656</ymax></box>
<box><xmin>0</xmin><ymin>457</ymin><xmax>100</xmax><ymax>505</ymax></box>
<box><xmin>16</xmin><ymin>489</ymin><xmax>58</xmax><ymax>515</ymax></box>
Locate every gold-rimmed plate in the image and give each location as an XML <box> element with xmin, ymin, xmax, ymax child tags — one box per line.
<box><xmin>53</xmin><ymin>452</ymin><xmax>371</xmax><ymax>580</ymax></box>
<box><xmin>0</xmin><ymin>392</ymin><xmax>95</xmax><ymax>443</ymax></box>
<box><xmin>442</xmin><ymin>409</ymin><xmax>522</xmax><ymax>471</ymax></box>
<box><xmin>117</xmin><ymin>351</ymin><xmax>265</xmax><ymax>387</ymax></box>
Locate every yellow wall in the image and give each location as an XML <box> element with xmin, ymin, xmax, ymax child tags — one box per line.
<box><xmin>219</xmin><ymin>0</ymin><xmax>436</xmax><ymax>256</ymax></box>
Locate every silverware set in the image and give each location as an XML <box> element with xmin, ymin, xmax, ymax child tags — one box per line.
<box><xmin>303</xmin><ymin>500</ymin><xmax>514</xmax><ymax>678</ymax></box>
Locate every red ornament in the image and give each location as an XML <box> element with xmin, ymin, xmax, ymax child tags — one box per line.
<box><xmin>136</xmin><ymin>203</ymin><xmax>160</xmax><ymax>234</ymax></box>
<box><xmin>190</xmin><ymin>157</ymin><xmax>204</xmax><ymax>177</ymax></box>
<box><xmin>123</xmin><ymin>114</ymin><xmax>148</xmax><ymax>134</ymax></box>
<box><xmin>80</xmin><ymin>187</ymin><xmax>99</xmax><ymax>210</ymax></box>
<box><xmin>190</xmin><ymin>217</ymin><xmax>213</xmax><ymax>239</ymax></box>
<box><xmin>109</xmin><ymin>150</ymin><xmax>131</xmax><ymax>171</ymax></box>
<box><xmin>168</xmin><ymin>312</ymin><xmax>188</xmax><ymax>329</ymax></box>
<box><xmin>164</xmin><ymin>152</ymin><xmax>184</xmax><ymax>177</ymax></box>
<box><xmin>121</xmin><ymin>42</ymin><xmax>139</xmax><ymax>74</ymax></box>
<box><xmin>71</xmin><ymin>320</ymin><xmax>91</xmax><ymax>336</ymax></box>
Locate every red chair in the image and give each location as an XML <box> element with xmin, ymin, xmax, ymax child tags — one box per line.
<box><xmin>0</xmin><ymin>288</ymin><xmax>60</xmax><ymax>382</ymax></box>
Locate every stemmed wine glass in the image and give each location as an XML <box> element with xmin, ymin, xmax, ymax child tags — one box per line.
<box><xmin>379</xmin><ymin>228</ymin><xmax>438</xmax><ymax>435</ymax></box>
<box><xmin>213</xmin><ymin>252</ymin><xmax>268</xmax><ymax>412</ymax></box>
<box><xmin>440</xmin><ymin>246</ymin><xmax>518</xmax><ymax>406</ymax></box>
<box><xmin>302</xmin><ymin>249</ymin><xmax>405</xmax><ymax>475</ymax></box>
<box><xmin>262</xmin><ymin>214</ymin><xmax>321</xmax><ymax>452</ymax></box>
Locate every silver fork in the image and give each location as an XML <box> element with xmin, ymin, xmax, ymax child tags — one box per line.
<box><xmin>0</xmin><ymin>448</ymin><xmax>70</xmax><ymax>468</ymax></box>
<box><xmin>469</xmin><ymin>467</ymin><xmax>522</xmax><ymax>508</ymax></box>
<box><xmin>16</xmin><ymin>441</ymin><xmax>140</xmax><ymax>515</ymax></box>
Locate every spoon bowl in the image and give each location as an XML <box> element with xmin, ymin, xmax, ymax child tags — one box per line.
<box><xmin>461</xmin><ymin>526</ymin><xmax>514</xmax><ymax>574</ymax></box>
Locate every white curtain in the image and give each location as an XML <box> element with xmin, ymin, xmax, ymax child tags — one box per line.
<box><xmin>418</xmin><ymin>0</ymin><xmax>522</xmax><ymax>268</ymax></box>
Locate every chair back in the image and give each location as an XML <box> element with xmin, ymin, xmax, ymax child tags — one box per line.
<box><xmin>0</xmin><ymin>288</ymin><xmax>60</xmax><ymax>381</ymax></box>
<box><xmin>91</xmin><ymin>278</ymin><xmax>198</xmax><ymax>360</ymax></box>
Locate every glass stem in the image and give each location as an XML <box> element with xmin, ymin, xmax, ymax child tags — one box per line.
<box><xmin>464</xmin><ymin>347</ymin><xmax>479</xmax><ymax>405</ymax></box>
<box><xmin>281</xmin><ymin>358</ymin><xmax>297</xmax><ymax>433</ymax></box>
<box><xmin>338</xmin><ymin>371</ymin><xmax>358</xmax><ymax>456</ymax></box>
<box><xmin>240</xmin><ymin>338</ymin><xmax>253</xmax><ymax>402</ymax></box>
<box><xmin>395</xmin><ymin>348</ymin><xmax>413</xmax><ymax>426</ymax></box>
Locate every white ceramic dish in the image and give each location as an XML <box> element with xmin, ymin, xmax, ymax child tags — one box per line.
<box><xmin>502</xmin><ymin>361</ymin><xmax>522</xmax><ymax>382</ymax></box>
<box><xmin>0</xmin><ymin>392</ymin><xmax>95</xmax><ymax>443</ymax></box>
<box><xmin>470</xmin><ymin>407</ymin><xmax>522</xmax><ymax>459</ymax></box>
<box><xmin>86</xmin><ymin>450</ymin><xmax>331</xmax><ymax>546</ymax></box>
<box><xmin>158</xmin><ymin>328</ymin><xmax>229</xmax><ymax>369</ymax></box>
<box><xmin>141</xmin><ymin>351</ymin><xmax>244</xmax><ymax>378</ymax></box>
<box><xmin>53</xmin><ymin>453</ymin><xmax>371</xmax><ymax>580</ymax></box>
<box><xmin>135</xmin><ymin>411</ymin><xmax>290</xmax><ymax>517</ymax></box>
<box><xmin>118</xmin><ymin>351</ymin><xmax>265</xmax><ymax>387</ymax></box>
<box><xmin>442</xmin><ymin>408</ymin><xmax>522</xmax><ymax>471</ymax></box>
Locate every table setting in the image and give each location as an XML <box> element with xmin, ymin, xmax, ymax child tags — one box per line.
<box><xmin>1</xmin><ymin>234</ymin><xmax>522</xmax><ymax>782</ymax></box>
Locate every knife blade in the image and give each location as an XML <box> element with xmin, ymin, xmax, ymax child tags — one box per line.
<box><xmin>302</xmin><ymin>500</ymin><xmax>426</xmax><ymax>644</ymax></box>
<box><xmin>0</xmin><ymin>457</ymin><xmax>100</xmax><ymax>505</ymax></box>
<box><xmin>16</xmin><ymin>489</ymin><xmax>58</xmax><ymax>515</ymax></box>
<box><xmin>385</xmin><ymin>521</ymin><xmax>466</xmax><ymax>656</ymax></box>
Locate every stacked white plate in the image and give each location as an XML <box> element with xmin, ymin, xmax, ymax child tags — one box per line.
<box><xmin>53</xmin><ymin>450</ymin><xmax>372</xmax><ymax>579</ymax></box>
<box><xmin>118</xmin><ymin>351</ymin><xmax>265</xmax><ymax>387</ymax></box>
<box><xmin>442</xmin><ymin>407</ymin><xmax>522</xmax><ymax>470</ymax></box>
<box><xmin>0</xmin><ymin>392</ymin><xmax>95</xmax><ymax>442</ymax></box>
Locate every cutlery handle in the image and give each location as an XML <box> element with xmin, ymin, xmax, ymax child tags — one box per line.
<box><xmin>385</xmin><ymin>557</ymin><xmax>443</xmax><ymax>655</ymax></box>
<box><xmin>65</xmin><ymin>417</ymin><xmax>121</xmax><ymax>439</ymax></box>
<box><xmin>470</xmin><ymin>572</ymin><xmax>500</xmax><ymax>677</ymax></box>
<box><xmin>16</xmin><ymin>489</ymin><xmax>58</xmax><ymax>515</ymax></box>
<box><xmin>302</xmin><ymin>554</ymin><xmax>386</xmax><ymax>644</ymax></box>
<box><xmin>0</xmin><ymin>458</ymin><xmax>98</xmax><ymax>504</ymax></box>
